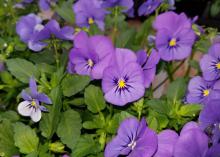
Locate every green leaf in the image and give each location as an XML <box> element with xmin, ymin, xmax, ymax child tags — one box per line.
<box><xmin>106</xmin><ymin>111</ymin><xmax>133</xmax><ymax>134</ymax></box>
<box><xmin>0</xmin><ymin>120</ymin><xmax>18</xmax><ymax>157</ymax></box>
<box><xmin>71</xmin><ymin>135</ymin><xmax>101</xmax><ymax>157</ymax></box>
<box><xmin>84</xmin><ymin>85</ymin><xmax>106</xmax><ymax>113</ymax></box>
<box><xmin>39</xmin><ymin>86</ymin><xmax>62</xmax><ymax>139</ymax></box>
<box><xmin>147</xmin><ymin>99</ymin><xmax>171</xmax><ymax>115</ymax></box>
<box><xmin>210</xmin><ymin>0</ymin><xmax>220</xmax><ymax>17</ymax></box>
<box><xmin>6</xmin><ymin>58</ymin><xmax>40</xmax><ymax>83</ymax></box>
<box><xmin>166</xmin><ymin>78</ymin><xmax>187</xmax><ymax>101</ymax></box>
<box><xmin>0</xmin><ymin>110</ymin><xmax>19</xmax><ymax>122</ymax></box>
<box><xmin>179</xmin><ymin>104</ymin><xmax>203</xmax><ymax>117</ymax></box>
<box><xmin>55</xmin><ymin>0</ymin><xmax>75</xmax><ymax>24</ymax></box>
<box><xmin>13</xmin><ymin>122</ymin><xmax>39</xmax><ymax>154</ymax></box>
<box><xmin>83</xmin><ymin>115</ymin><xmax>105</xmax><ymax>130</ymax></box>
<box><xmin>57</xmin><ymin>109</ymin><xmax>82</xmax><ymax>149</ymax></box>
<box><xmin>61</xmin><ymin>74</ymin><xmax>90</xmax><ymax>97</ymax></box>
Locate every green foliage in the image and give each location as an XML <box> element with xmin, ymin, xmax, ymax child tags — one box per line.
<box><xmin>6</xmin><ymin>58</ymin><xmax>40</xmax><ymax>83</ymax></box>
<box><xmin>13</xmin><ymin>122</ymin><xmax>39</xmax><ymax>154</ymax></box>
<box><xmin>0</xmin><ymin>120</ymin><xmax>18</xmax><ymax>157</ymax></box>
<box><xmin>39</xmin><ymin>86</ymin><xmax>62</xmax><ymax>139</ymax></box>
<box><xmin>71</xmin><ymin>135</ymin><xmax>101</xmax><ymax>157</ymax></box>
<box><xmin>84</xmin><ymin>85</ymin><xmax>106</xmax><ymax>113</ymax></box>
<box><xmin>61</xmin><ymin>74</ymin><xmax>90</xmax><ymax>97</ymax></box>
<box><xmin>57</xmin><ymin>109</ymin><xmax>82</xmax><ymax>149</ymax></box>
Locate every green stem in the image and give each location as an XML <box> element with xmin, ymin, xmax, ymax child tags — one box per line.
<box><xmin>153</xmin><ymin>60</ymin><xmax>185</xmax><ymax>92</ymax></box>
<box><xmin>184</xmin><ymin>51</ymin><xmax>195</xmax><ymax>78</ymax></box>
<box><xmin>166</xmin><ymin>62</ymin><xmax>174</xmax><ymax>81</ymax></box>
<box><xmin>112</xmin><ymin>7</ymin><xmax>119</xmax><ymax>44</ymax></box>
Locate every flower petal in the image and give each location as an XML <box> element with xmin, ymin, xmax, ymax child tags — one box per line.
<box><xmin>17</xmin><ymin>101</ymin><xmax>32</xmax><ymax>116</ymax></box>
<box><xmin>30</xmin><ymin>108</ymin><xmax>42</xmax><ymax>122</ymax></box>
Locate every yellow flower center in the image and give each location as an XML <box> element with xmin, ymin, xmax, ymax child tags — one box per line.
<box><xmin>87</xmin><ymin>59</ymin><xmax>94</xmax><ymax>67</ymax></box>
<box><xmin>118</xmin><ymin>79</ymin><xmax>126</xmax><ymax>89</ymax></box>
<box><xmin>31</xmin><ymin>100</ymin><xmax>37</xmax><ymax>107</ymax></box>
<box><xmin>203</xmin><ymin>89</ymin><xmax>210</xmax><ymax>97</ymax></box>
<box><xmin>88</xmin><ymin>18</ymin><xmax>94</xmax><ymax>25</ymax></box>
<box><xmin>216</xmin><ymin>63</ymin><xmax>220</xmax><ymax>69</ymax></box>
<box><xmin>169</xmin><ymin>38</ymin><xmax>176</xmax><ymax>47</ymax></box>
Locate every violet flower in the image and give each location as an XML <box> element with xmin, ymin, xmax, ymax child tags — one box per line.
<box><xmin>16</xmin><ymin>15</ymin><xmax>74</xmax><ymax>51</ymax></box>
<box><xmin>44</xmin><ymin>20</ymin><xmax>74</xmax><ymax>40</ymax></box>
<box><xmin>102</xmin><ymin>0</ymin><xmax>134</xmax><ymax>13</ymax></box>
<box><xmin>154</xmin><ymin>11</ymin><xmax>196</xmax><ymax>61</ymax></box>
<box><xmin>138</xmin><ymin>0</ymin><xmax>162</xmax><ymax>16</ymax></box>
<box><xmin>153</xmin><ymin>130</ymin><xmax>178</xmax><ymax>157</ymax></box>
<box><xmin>136</xmin><ymin>49</ymin><xmax>160</xmax><ymax>88</ymax></box>
<box><xmin>199</xmin><ymin>100</ymin><xmax>220</xmax><ymax>145</ymax></box>
<box><xmin>186</xmin><ymin>76</ymin><xmax>219</xmax><ymax>105</ymax></box>
<box><xmin>104</xmin><ymin>117</ymin><xmax>158</xmax><ymax>157</ymax></box>
<box><xmin>102</xmin><ymin>48</ymin><xmax>145</xmax><ymax>106</ymax></box>
<box><xmin>69</xmin><ymin>31</ymin><xmax>115</xmax><ymax>79</ymax></box>
<box><xmin>73</xmin><ymin>0</ymin><xmax>107</xmax><ymax>31</ymax></box>
<box><xmin>173</xmin><ymin>122</ymin><xmax>209</xmax><ymax>157</ymax></box>
<box><xmin>16</xmin><ymin>14</ymin><xmax>50</xmax><ymax>51</ymax></box>
<box><xmin>200</xmin><ymin>43</ymin><xmax>220</xmax><ymax>81</ymax></box>
<box><xmin>18</xmin><ymin>78</ymin><xmax>52</xmax><ymax>122</ymax></box>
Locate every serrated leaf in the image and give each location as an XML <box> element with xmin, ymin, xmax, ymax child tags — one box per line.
<box><xmin>6</xmin><ymin>58</ymin><xmax>40</xmax><ymax>83</ymax></box>
<box><xmin>39</xmin><ymin>86</ymin><xmax>62</xmax><ymax>139</ymax></box>
<box><xmin>71</xmin><ymin>136</ymin><xmax>101</xmax><ymax>157</ymax></box>
<box><xmin>62</xmin><ymin>74</ymin><xmax>90</xmax><ymax>97</ymax></box>
<box><xmin>57</xmin><ymin>109</ymin><xmax>82</xmax><ymax>149</ymax></box>
<box><xmin>84</xmin><ymin>85</ymin><xmax>106</xmax><ymax>113</ymax></box>
<box><xmin>83</xmin><ymin>115</ymin><xmax>105</xmax><ymax>130</ymax></box>
<box><xmin>13</xmin><ymin>122</ymin><xmax>39</xmax><ymax>154</ymax></box>
<box><xmin>0</xmin><ymin>120</ymin><xmax>19</xmax><ymax>157</ymax></box>
<box><xmin>179</xmin><ymin>104</ymin><xmax>202</xmax><ymax>117</ymax></box>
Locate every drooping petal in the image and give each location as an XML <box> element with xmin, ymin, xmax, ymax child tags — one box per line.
<box><xmin>17</xmin><ymin>101</ymin><xmax>32</xmax><ymax>116</ymax></box>
<box><xmin>30</xmin><ymin>108</ymin><xmax>42</xmax><ymax>122</ymax></box>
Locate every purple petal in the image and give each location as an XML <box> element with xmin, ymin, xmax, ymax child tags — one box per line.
<box><xmin>205</xmin><ymin>144</ymin><xmax>220</xmax><ymax>157</ymax></box>
<box><xmin>21</xmin><ymin>90</ymin><xmax>32</xmax><ymax>101</ymax></box>
<box><xmin>174</xmin><ymin>129</ymin><xmax>208</xmax><ymax>157</ymax></box>
<box><xmin>36</xmin><ymin>93</ymin><xmax>52</xmax><ymax>104</ymax></box>
<box><xmin>29</xmin><ymin>77</ymin><xmax>38</xmax><ymax>96</ymax></box>
<box><xmin>154</xmin><ymin>130</ymin><xmax>179</xmax><ymax>157</ymax></box>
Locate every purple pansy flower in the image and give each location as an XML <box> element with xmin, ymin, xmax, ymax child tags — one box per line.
<box><xmin>73</xmin><ymin>0</ymin><xmax>107</xmax><ymax>30</ymax></box>
<box><xmin>137</xmin><ymin>49</ymin><xmax>160</xmax><ymax>88</ymax></box>
<box><xmin>16</xmin><ymin>14</ymin><xmax>49</xmax><ymax>51</ymax></box>
<box><xmin>102</xmin><ymin>48</ymin><xmax>145</xmax><ymax>106</ymax></box>
<box><xmin>102</xmin><ymin>0</ymin><xmax>134</xmax><ymax>13</ymax></box>
<box><xmin>173</xmin><ymin>122</ymin><xmax>209</xmax><ymax>157</ymax></box>
<box><xmin>154</xmin><ymin>11</ymin><xmax>196</xmax><ymax>61</ymax></box>
<box><xmin>104</xmin><ymin>117</ymin><xmax>158</xmax><ymax>157</ymax></box>
<box><xmin>200</xmin><ymin>43</ymin><xmax>220</xmax><ymax>81</ymax></box>
<box><xmin>138</xmin><ymin>0</ymin><xmax>162</xmax><ymax>16</ymax></box>
<box><xmin>18</xmin><ymin>78</ymin><xmax>52</xmax><ymax>122</ymax></box>
<box><xmin>44</xmin><ymin>20</ymin><xmax>74</xmax><ymax>40</ymax></box>
<box><xmin>39</xmin><ymin>0</ymin><xmax>57</xmax><ymax>11</ymax></box>
<box><xmin>199</xmin><ymin>100</ymin><xmax>220</xmax><ymax>145</ymax></box>
<box><xmin>16</xmin><ymin>15</ymin><xmax>74</xmax><ymax>51</ymax></box>
<box><xmin>186</xmin><ymin>76</ymin><xmax>218</xmax><ymax>104</ymax></box>
<box><xmin>153</xmin><ymin>130</ymin><xmax>178</xmax><ymax>157</ymax></box>
<box><xmin>69</xmin><ymin>31</ymin><xmax>114</xmax><ymax>79</ymax></box>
